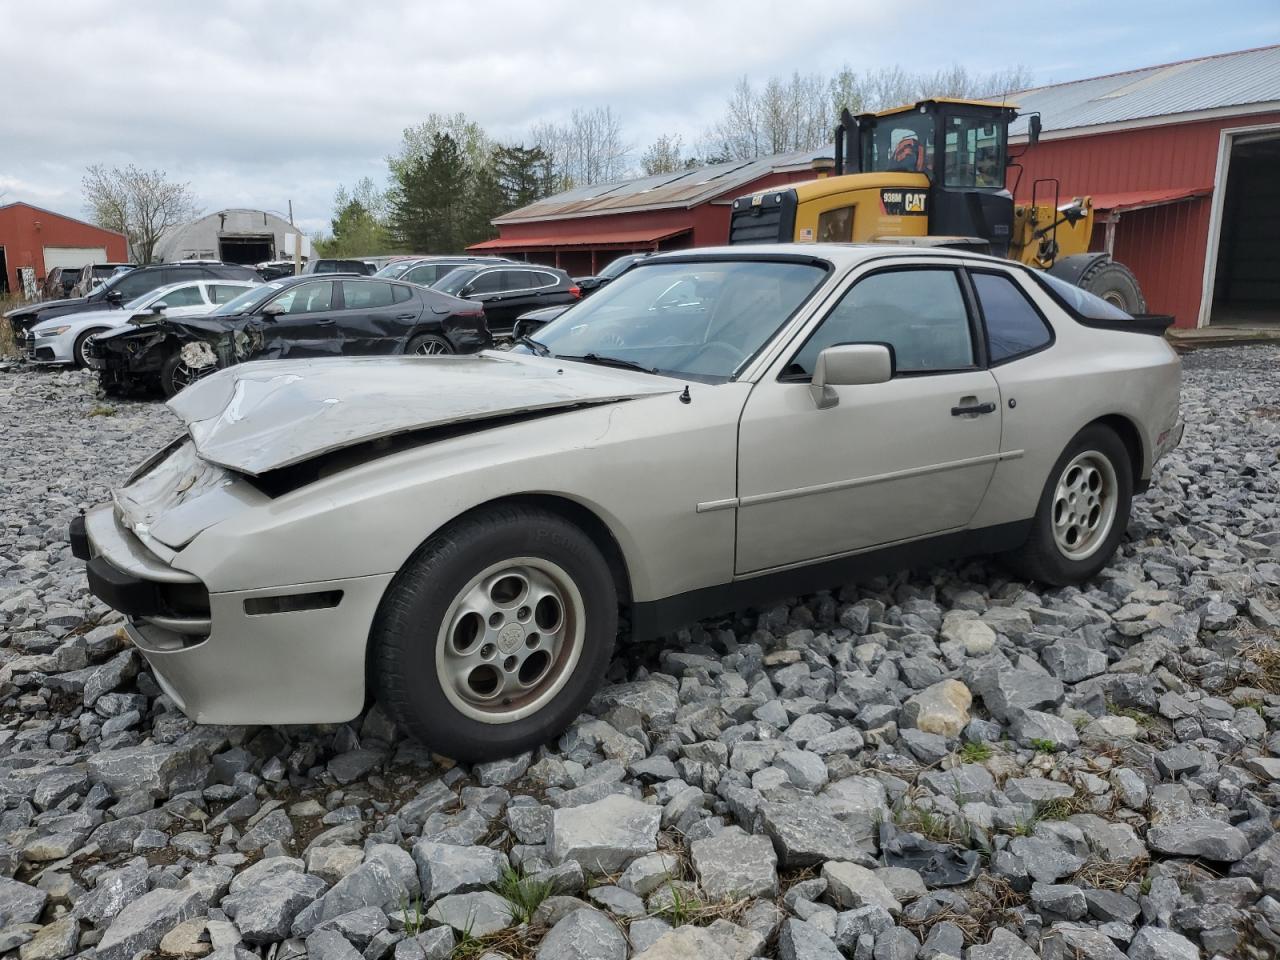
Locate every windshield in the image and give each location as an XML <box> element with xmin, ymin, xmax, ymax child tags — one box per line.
<box><xmin>433</xmin><ymin>267</ymin><xmax>478</xmax><ymax>295</ymax></box>
<box><xmin>212</xmin><ymin>281</ymin><xmax>283</xmax><ymax>316</ymax></box>
<box><xmin>863</xmin><ymin>111</ymin><xmax>935</xmax><ymax>177</ymax></box>
<box><xmin>527</xmin><ymin>259</ymin><xmax>828</xmax><ymax>381</ymax></box>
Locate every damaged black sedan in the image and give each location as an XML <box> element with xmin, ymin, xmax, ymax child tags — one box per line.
<box><xmin>86</xmin><ymin>275</ymin><xmax>492</xmax><ymax>397</ymax></box>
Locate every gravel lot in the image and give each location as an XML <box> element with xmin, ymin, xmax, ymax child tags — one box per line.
<box><xmin>1</xmin><ymin>347</ymin><xmax>1279</xmax><ymax>960</ymax></box>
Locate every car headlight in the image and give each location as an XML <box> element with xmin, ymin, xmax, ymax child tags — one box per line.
<box><xmin>36</xmin><ymin>325</ymin><xmax>72</xmax><ymax>338</ymax></box>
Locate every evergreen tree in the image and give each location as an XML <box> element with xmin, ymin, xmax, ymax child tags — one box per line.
<box><xmin>493</xmin><ymin>144</ymin><xmax>552</xmax><ymax>211</ymax></box>
<box><xmin>388</xmin><ymin>133</ymin><xmax>472</xmax><ymax>253</ymax></box>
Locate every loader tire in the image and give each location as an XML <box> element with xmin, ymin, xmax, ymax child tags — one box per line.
<box><xmin>1079</xmin><ymin>260</ymin><xmax>1146</xmax><ymax>314</ymax></box>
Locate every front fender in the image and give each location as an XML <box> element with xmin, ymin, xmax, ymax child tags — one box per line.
<box><xmin>174</xmin><ymin>384</ymin><xmax>752</xmax><ymax>604</ymax></box>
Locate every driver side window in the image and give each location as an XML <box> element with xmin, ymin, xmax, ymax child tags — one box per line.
<box><xmin>787</xmin><ymin>268</ymin><xmax>973</xmax><ymax>378</ymax></box>
<box><xmin>270</xmin><ymin>282</ymin><xmax>333</xmax><ymax>315</ymax></box>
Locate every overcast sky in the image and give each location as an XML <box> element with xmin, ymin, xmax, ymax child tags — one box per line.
<box><xmin>3</xmin><ymin>0</ymin><xmax>1277</xmax><ymax>235</ymax></box>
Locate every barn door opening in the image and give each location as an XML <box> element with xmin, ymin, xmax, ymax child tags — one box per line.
<box><xmin>0</xmin><ymin>247</ymin><xmax>8</xmax><ymax>295</ymax></box>
<box><xmin>1210</xmin><ymin>132</ymin><xmax>1280</xmax><ymax>326</ymax></box>
<box><xmin>218</xmin><ymin>235</ymin><xmax>274</xmax><ymax>265</ymax></box>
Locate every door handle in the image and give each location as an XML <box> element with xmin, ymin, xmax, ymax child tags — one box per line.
<box><xmin>951</xmin><ymin>401</ymin><xmax>997</xmax><ymax>417</ymax></box>
<box><xmin>394</xmin><ymin>313</ymin><xmax>416</xmax><ymax>320</ymax></box>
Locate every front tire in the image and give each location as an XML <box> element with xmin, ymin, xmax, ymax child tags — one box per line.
<box><xmin>73</xmin><ymin>328</ymin><xmax>108</xmax><ymax>369</ymax></box>
<box><xmin>160</xmin><ymin>350</ymin><xmax>215</xmax><ymax>398</ymax></box>
<box><xmin>1008</xmin><ymin>424</ymin><xmax>1133</xmax><ymax>586</ymax></box>
<box><xmin>370</xmin><ymin>505</ymin><xmax>617</xmax><ymax>762</ymax></box>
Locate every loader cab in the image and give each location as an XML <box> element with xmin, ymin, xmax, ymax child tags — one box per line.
<box><xmin>857</xmin><ymin>99</ymin><xmax>1018</xmax><ymax>256</ymax></box>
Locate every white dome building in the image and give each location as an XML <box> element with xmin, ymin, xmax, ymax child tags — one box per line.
<box><xmin>155</xmin><ymin>208</ymin><xmax>305</xmax><ymax>265</ymax></box>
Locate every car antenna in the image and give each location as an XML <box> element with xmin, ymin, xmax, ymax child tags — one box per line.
<box><xmin>679</xmin><ymin>385</ymin><xmax>691</xmax><ymax>404</ymax></box>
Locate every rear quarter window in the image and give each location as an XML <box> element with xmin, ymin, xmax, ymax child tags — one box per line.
<box><xmin>1037</xmin><ymin>272</ymin><xmax>1133</xmax><ymax>321</ymax></box>
<box><xmin>971</xmin><ymin>272</ymin><xmax>1053</xmax><ymax>363</ymax></box>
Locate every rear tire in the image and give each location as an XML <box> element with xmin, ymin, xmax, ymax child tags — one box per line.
<box><xmin>1078</xmin><ymin>260</ymin><xmax>1146</xmax><ymax>314</ymax></box>
<box><xmin>370</xmin><ymin>505</ymin><xmax>617</xmax><ymax>762</ymax></box>
<box><xmin>407</xmin><ymin>333</ymin><xmax>454</xmax><ymax>356</ymax></box>
<box><xmin>1007</xmin><ymin>424</ymin><xmax>1133</xmax><ymax>586</ymax></box>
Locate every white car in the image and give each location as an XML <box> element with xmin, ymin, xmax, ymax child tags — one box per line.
<box><xmin>75</xmin><ymin>245</ymin><xmax>1182</xmax><ymax>762</ymax></box>
<box><xmin>23</xmin><ymin>279</ymin><xmax>260</xmax><ymax>367</ymax></box>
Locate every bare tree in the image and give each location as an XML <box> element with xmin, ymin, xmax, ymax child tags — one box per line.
<box><xmin>711</xmin><ymin>64</ymin><xmax>1036</xmax><ymax>160</ymax></box>
<box><xmin>82</xmin><ymin>165</ymin><xmax>199</xmax><ymax>264</ymax></box>
<box><xmin>530</xmin><ymin>106</ymin><xmax>631</xmax><ymax>189</ymax></box>
<box><xmin>640</xmin><ymin>133</ymin><xmax>685</xmax><ymax>175</ymax></box>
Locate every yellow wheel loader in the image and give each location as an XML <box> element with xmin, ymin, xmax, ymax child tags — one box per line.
<box><xmin>728</xmin><ymin>98</ymin><xmax>1147</xmax><ymax>313</ymax></box>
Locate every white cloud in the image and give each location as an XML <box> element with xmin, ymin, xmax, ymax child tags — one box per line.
<box><xmin>2</xmin><ymin>0</ymin><xmax>1269</xmax><ymax>233</ymax></box>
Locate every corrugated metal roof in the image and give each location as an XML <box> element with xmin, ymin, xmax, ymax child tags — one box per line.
<box><xmin>469</xmin><ymin>227</ymin><xmax>690</xmax><ymax>249</ymax></box>
<box><xmin>1010</xmin><ymin>43</ymin><xmax>1280</xmax><ymax>136</ymax></box>
<box><xmin>1088</xmin><ymin>186</ymin><xmax>1213</xmax><ymax>214</ymax></box>
<box><xmin>495</xmin><ymin>148</ymin><xmax>829</xmax><ymax>223</ymax></box>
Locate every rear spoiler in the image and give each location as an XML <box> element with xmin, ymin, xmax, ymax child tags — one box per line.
<box><xmin>1076</xmin><ymin>314</ymin><xmax>1174</xmax><ymax>336</ymax></box>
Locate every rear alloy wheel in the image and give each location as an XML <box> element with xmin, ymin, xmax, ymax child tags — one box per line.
<box><xmin>371</xmin><ymin>505</ymin><xmax>617</xmax><ymax>761</ymax></box>
<box><xmin>408</xmin><ymin>333</ymin><xmax>454</xmax><ymax>356</ymax></box>
<box><xmin>160</xmin><ymin>350</ymin><xmax>216</xmax><ymax>398</ymax></box>
<box><xmin>1007</xmin><ymin>424</ymin><xmax>1133</xmax><ymax>585</ymax></box>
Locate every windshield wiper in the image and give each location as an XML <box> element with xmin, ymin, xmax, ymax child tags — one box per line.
<box><xmin>515</xmin><ymin>335</ymin><xmax>549</xmax><ymax>356</ymax></box>
<box><xmin>554</xmin><ymin>352</ymin><xmax>658</xmax><ymax>374</ymax></box>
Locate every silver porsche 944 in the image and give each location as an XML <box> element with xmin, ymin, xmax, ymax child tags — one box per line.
<box><xmin>74</xmin><ymin>245</ymin><xmax>1183</xmax><ymax>761</ymax></box>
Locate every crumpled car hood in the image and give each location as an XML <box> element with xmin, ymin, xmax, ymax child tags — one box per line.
<box><xmin>166</xmin><ymin>353</ymin><xmax>680</xmax><ymax>475</ymax></box>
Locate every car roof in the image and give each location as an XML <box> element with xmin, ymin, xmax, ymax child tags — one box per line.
<box><xmin>645</xmin><ymin>243</ymin><xmax>1018</xmax><ymax>270</ymax></box>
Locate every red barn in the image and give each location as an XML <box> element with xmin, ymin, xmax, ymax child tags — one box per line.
<box><xmin>0</xmin><ymin>202</ymin><xmax>129</xmax><ymax>297</ymax></box>
<box><xmin>476</xmin><ymin>44</ymin><xmax>1280</xmax><ymax>330</ymax></box>
<box><xmin>468</xmin><ymin>149</ymin><xmax>835</xmax><ymax>277</ymax></box>
<box><xmin>1008</xmin><ymin>43</ymin><xmax>1280</xmax><ymax>328</ymax></box>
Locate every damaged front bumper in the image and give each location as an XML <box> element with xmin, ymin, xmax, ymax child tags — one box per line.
<box><xmin>73</xmin><ymin>497</ymin><xmax>388</xmax><ymax>726</ymax></box>
<box><xmin>1154</xmin><ymin>419</ymin><xmax>1184</xmax><ymax>464</ymax></box>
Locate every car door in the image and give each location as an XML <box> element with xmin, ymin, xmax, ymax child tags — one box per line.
<box><xmin>337</xmin><ymin>279</ymin><xmax>420</xmax><ymax>354</ymax></box>
<box><xmin>257</xmin><ymin>280</ymin><xmax>340</xmax><ymax>357</ymax></box>
<box><xmin>464</xmin><ymin>269</ymin><xmax>513</xmax><ymax>333</ymax></box>
<box><xmin>734</xmin><ymin>263</ymin><xmax>1002</xmax><ymax>574</ymax></box>
<box><xmin>499</xmin><ymin>269</ymin><xmax>558</xmax><ymax>325</ymax></box>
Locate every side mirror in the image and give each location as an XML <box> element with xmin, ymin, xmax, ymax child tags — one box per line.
<box><xmin>810</xmin><ymin>343</ymin><xmax>893</xmax><ymax>409</ymax></box>
<box><xmin>106</xmin><ymin>290</ymin><xmax>123</xmax><ymax>303</ymax></box>
<box><xmin>1028</xmin><ymin>113</ymin><xmax>1042</xmax><ymax>146</ymax></box>
<box><xmin>150</xmin><ymin>301</ymin><xmax>168</xmax><ymax>314</ymax></box>
<box><xmin>261</xmin><ymin>302</ymin><xmax>285</xmax><ymax>319</ymax></box>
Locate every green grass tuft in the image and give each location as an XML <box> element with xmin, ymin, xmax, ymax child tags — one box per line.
<box><xmin>959</xmin><ymin>741</ymin><xmax>993</xmax><ymax>763</ymax></box>
<box><xmin>490</xmin><ymin>866</ymin><xmax>554</xmax><ymax>925</ymax></box>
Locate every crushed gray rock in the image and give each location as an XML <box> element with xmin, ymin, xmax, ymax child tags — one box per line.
<box><xmin>1</xmin><ymin>349</ymin><xmax>1279</xmax><ymax>958</ymax></box>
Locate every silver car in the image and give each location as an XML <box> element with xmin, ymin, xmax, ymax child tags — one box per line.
<box><xmin>74</xmin><ymin>245</ymin><xmax>1182</xmax><ymax>761</ymax></box>
<box><xmin>23</xmin><ymin>279</ymin><xmax>259</xmax><ymax>367</ymax></box>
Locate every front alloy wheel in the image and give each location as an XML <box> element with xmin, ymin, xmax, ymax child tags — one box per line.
<box><xmin>370</xmin><ymin>504</ymin><xmax>617</xmax><ymax>761</ymax></box>
<box><xmin>437</xmin><ymin>558</ymin><xmax>584</xmax><ymax>724</ymax></box>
